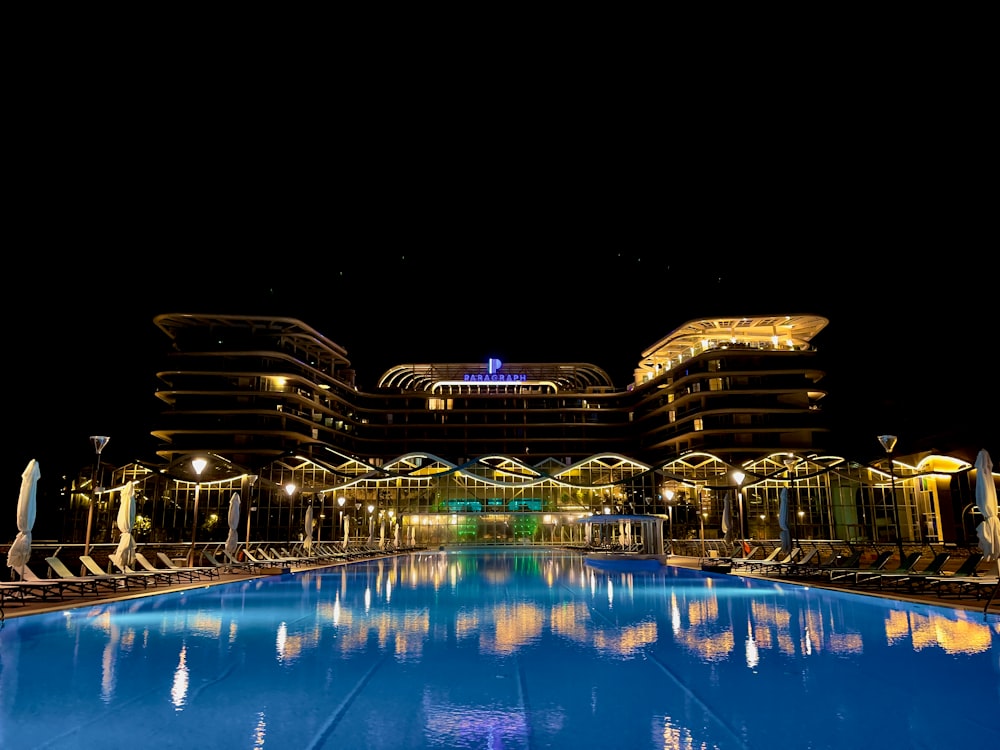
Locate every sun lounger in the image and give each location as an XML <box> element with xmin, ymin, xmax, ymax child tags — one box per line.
<box><xmin>224</xmin><ymin>549</ymin><xmax>271</xmax><ymax>572</ymax></box>
<box><xmin>1</xmin><ymin>582</ymin><xmax>27</xmax><ymax>606</ymax></box>
<box><xmin>45</xmin><ymin>554</ymin><xmax>130</xmax><ymax>592</ymax></box>
<box><xmin>750</xmin><ymin>548</ymin><xmax>803</xmax><ymax>575</ymax></box>
<box><xmin>15</xmin><ymin>564</ymin><xmax>97</xmax><ymax>598</ymax></box>
<box><xmin>101</xmin><ymin>557</ymin><xmax>168</xmax><ymax>585</ymax></box>
<box><xmin>851</xmin><ymin>551</ymin><xmax>923</xmax><ymax>585</ymax></box>
<box><xmin>204</xmin><ymin>549</ymin><xmax>252</xmax><ymax>573</ymax></box>
<box><xmin>828</xmin><ymin>550</ymin><xmax>894</xmax><ymax>582</ymax></box>
<box><xmin>733</xmin><ymin>547</ymin><xmax>780</xmax><ymax>571</ymax></box>
<box><xmin>83</xmin><ymin>554</ymin><xmax>156</xmax><ymax>587</ymax></box>
<box><xmin>862</xmin><ymin>552</ymin><xmax>951</xmax><ymax>590</ymax></box>
<box><xmin>769</xmin><ymin>548</ymin><xmax>820</xmax><ymax>576</ymax></box>
<box><xmin>153</xmin><ymin>552</ymin><xmax>220</xmax><ymax>580</ymax></box>
<box><xmin>922</xmin><ymin>553</ymin><xmax>987</xmax><ymax>596</ymax></box>
<box><xmin>129</xmin><ymin>552</ymin><xmax>193</xmax><ymax>582</ymax></box>
<box><xmin>784</xmin><ymin>549</ymin><xmax>857</xmax><ymax>578</ymax></box>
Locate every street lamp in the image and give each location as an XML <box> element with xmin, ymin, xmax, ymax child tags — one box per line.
<box><xmin>337</xmin><ymin>496</ymin><xmax>345</xmax><ymax>542</ymax></box>
<box><xmin>188</xmin><ymin>457</ymin><xmax>207</xmax><ymax>565</ymax></box>
<box><xmin>733</xmin><ymin>470</ymin><xmax>746</xmax><ymax>542</ymax></box>
<box><xmin>84</xmin><ymin>435</ymin><xmax>110</xmax><ymax>557</ymax></box>
<box><xmin>878</xmin><ymin>434</ymin><xmax>904</xmax><ymax>559</ymax></box>
<box><xmin>367</xmin><ymin>504</ymin><xmax>375</xmax><ymax>541</ymax></box>
<box><xmin>783</xmin><ymin>456</ymin><xmax>798</xmax><ymax>550</ymax></box>
<box><xmin>664</xmin><ymin>488</ymin><xmax>675</xmax><ymax>555</ymax></box>
<box><xmin>285</xmin><ymin>483</ymin><xmax>296</xmax><ymax>545</ymax></box>
<box><xmin>316</xmin><ymin>494</ymin><xmax>325</xmax><ymax>544</ymax></box>
<box><xmin>245</xmin><ymin>474</ymin><xmax>258</xmax><ymax>550</ymax></box>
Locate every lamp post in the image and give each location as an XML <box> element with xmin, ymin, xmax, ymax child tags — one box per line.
<box><xmin>245</xmin><ymin>474</ymin><xmax>258</xmax><ymax>550</ymax></box>
<box><xmin>337</xmin><ymin>496</ymin><xmax>345</xmax><ymax>542</ymax></box>
<box><xmin>697</xmin><ymin>486</ymin><xmax>707</xmax><ymax>558</ymax></box>
<box><xmin>733</xmin><ymin>470</ymin><xmax>746</xmax><ymax>542</ymax></box>
<box><xmin>316</xmin><ymin>494</ymin><xmax>324</xmax><ymax>545</ymax></box>
<box><xmin>84</xmin><ymin>436</ymin><xmax>110</xmax><ymax>556</ymax></box>
<box><xmin>188</xmin><ymin>457</ymin><xmax>207</xmax><ymax>565</ymax></box>
<box><xmin>878</xmin><ymin>434</ymin><xmax>904</xmax><ymax>559</ymax></box>
<box><xmin>664</xmin><ymin>488</ymin><xmax>675</xmax><ymax>555</ymax></box>
<box><xmin>783</xmin><ymin>456</ymin><xmax>798</xmax><ymax>550</ymax></box>
<box><xmin>367</xmin><ymin>504</ymin><xmax>375</xmax><ymax>541</ymax></box>
<box><xmin>285</xmin><ymin>483</ymin><xmax>296</xmax><ymax>545</ymax></box>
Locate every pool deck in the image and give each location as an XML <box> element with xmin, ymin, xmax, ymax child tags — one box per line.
<box><xmin>2</xmin><ymin>550</ymin><xmax>997</xmax><ymax>620</ymax></box>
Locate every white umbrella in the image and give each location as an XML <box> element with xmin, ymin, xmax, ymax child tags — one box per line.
<box><xmin>778</xmin><ymin>487</ymin><xmax>791</xmax><ymax>555</ymax></box>
<box><xmin>394</xmin><ymin>521</ymin><xmax>400</xmax><ymax>550</ymax></box>
<box><xmin>7</xmin><ymin>459</ymin><xmax>40</xmax><ymax>578</ymax></box>
<box><xmin>225</xmin><ymin>492</ymin><xmax>240</xmax><ymax>556</ymax></box>
<box><xmin>379</xmin><ymin>518</ymin><xmax>386</xmax><ymax>549</ymax></box>
<box><xmin>304</xmin><ymin>504</ymin><xmax>314</xmax><ymax>552</ymax></box>
<box><xmin>974</xmin><ymin>449</ymin><xmax>1000</xmax><ymax>576</ymax></box>
<box><xmin>342</xmin><ymin>516</ymin><xmax>350</xmax><ymax>551</ymax></box>
<box><xmin>721</xmin><ymin>491</ymin><xmax>735</xmax><ymax>547</ymax></box>
<box><xmin>109</xmin><ymin>482</ymin><xmax>136</xmax><ymax>570</ymax></box>
<box><xmin>409</xmin><ymin>525</ymin><xmax>416</xmax><ymax>547</ymax></box>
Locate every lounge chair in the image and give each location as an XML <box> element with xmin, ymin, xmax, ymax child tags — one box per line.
<box><xmin>851</xmin><ymin>551</ymin><xmax>923</xmax><ymax>585</ymax></box>
<box><xmin>923</xmin><ymin>553</ymin><xmax>987</xmax><ymax>596</ymax></box>
<box><xmin>45</xmin><ymin>554</ymin><xmax>131</xmax><ymax>592</ymax></box>
<box><xmin>863</xmin><ymin>552</ymin><xmax>952</xmax><ymax>590</ymax></box>
<box><xmin>242</xmin><ymin>547</ymin><xmax>290</xmax><ymax>570</ymax></box>
<box><xmin>83</xmin><ymin>554</ymin><xmax>157</xmax><ymax>587</ymax></box>
<box><xmin>733</xmin><ymin>547</ymin><xmax>780</xmax><ymax>571</ymax></box>
<box><xmin>154</xmin><ymin>552</ymin><xmax>220</xmax><ymax>580</ymax></box>
<box><xmin>101</xmin><ymin>557</ymin><xmax>168</xmax><ymax>584</ymax></box>
<box><xmin>15</xmin><ymin>563</ymin><xmax>97</xmax><ymax>598</ymax></box>
<box><xmin>204</xmin><ymin>549</ymin><xmax>251</xmax><ymax>573</ymax></box>
<box><xmin>724</xmin><ymin>545</ymin><xmax>761</xmax><ymax>565</ymax></box>
<box><xmin>0</xmin><ymin>582</ymin><xmax>27</xmax><ymax>606</ymax></box>
<box><xmin>770</xmin><ymin>548</ymin><xmax>821</xmax><ymax>576</ymax></box>
<box><xmin>750</xmin><ymin>548</ymin><xmax>803</xmax><ymax>575</ymax></box>
<box><xmin>787</xmin><ymin>549</ymin><xmax>860</xmax><ymax>578</ymax></box>
<box><xmin>827</xmin><ymin>550</ymin><xmax>894</xmax><ymax>582</ymax></box>
<box><xmin>225</xmin><ymin>548</ymin><xmax>271</xmax><ymax>572</ymax></box>
<box><xmin>931</xmin><ymin>575</ymin><xmax>998</xmax><ymax>610</ymax></box>
<box><xmin>129</xmin><ymin>552</ymin><xmax>195</xmax><ymax>583</ymax></box>
<box><xmin>78</xmin><ymin>554</ymin><xmax>147</xmax><ymax>588</ymax></box>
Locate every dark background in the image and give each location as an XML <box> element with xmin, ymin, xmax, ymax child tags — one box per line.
<box><xmin>5</xmin><ymin>49</ymin><xmax>996</xmax><ymax>540</ymax></box>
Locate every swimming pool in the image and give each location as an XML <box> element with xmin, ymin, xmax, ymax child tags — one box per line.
<box><xmin>2</xmin><ymin>549</ymin><xmax>998</xmax><ymax>749</ymax></box>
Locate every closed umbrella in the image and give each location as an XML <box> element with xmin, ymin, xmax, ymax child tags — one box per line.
<box><xmin>7</xmin><ymin>459</ymin><xmax>40</xmax><ymax>578</ymax></box>
<box><xmin>225</xmin><ymin>492</ymin><xmax>240</xmax><ymax>556</ymax></box>
<box><xmin>394</xmin><ymin>521</ymin><xmax>400</xmax><ymax>550</ymax></box>
<box><xmin>721</xmin><ymin>492</ymin><xmax>735</xmax><ymax>548</ymax></box>
<box><xmin>974</xmin><ymin>449</ymin><xmax>1000</xmax><ymax>576</ymax></box>
<box><xmin>342</xmin><ymin>516</ymin><xmax>350</xmax><ymax>551</ymax></box>
<box><xmin>304</xmin><ymin>504</ymin><xmax>313</xmax><ymax>552</ymax></box>
<box><xmin>379</xmin><ymin>518</ymin><xmax>386</xmax><ymax>549</ymax></box>
<box><xmin>778</xmin><ymin>487</ymin><xmax>791</xmax><ymax>555</ymax></box>
<box><xmin>109</xmin><ymin>482</ymin><xmax>136</xmax><ymax>570</ymax></box>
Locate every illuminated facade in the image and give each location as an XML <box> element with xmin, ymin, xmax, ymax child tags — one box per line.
<box><xmin>53</xmin><ymin>313</ymin><xmax>995</xmax><ymax>553</ymax></box>
<box><xmin>150</xmin><ymin>312</ymin><xmax>830</xmax><ymax>469</ymax></box>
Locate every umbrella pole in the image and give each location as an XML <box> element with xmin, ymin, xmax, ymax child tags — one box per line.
<box><xmin>985</xmin><ymin>579</ymin><xmax>998</xmax><ymax>615</ymax></box>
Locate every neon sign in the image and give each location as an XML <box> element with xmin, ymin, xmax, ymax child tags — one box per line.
<box><xmin>463</xmin><ymin>358</ymin><xmax>527</xmax><ymax>383</ymax></box>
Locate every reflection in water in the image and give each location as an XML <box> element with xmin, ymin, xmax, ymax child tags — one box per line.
<box><xmin>0</xmin><ymin>549</ymin><xmax>997</xmax><ymax>749</ymax></box>
<box><xmin>171</xmin><ymin>644</ymin><xmax>188</xmax><ymax>708</ymax></box>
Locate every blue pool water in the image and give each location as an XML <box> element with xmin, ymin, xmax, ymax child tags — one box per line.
<box><xmin>1</xmin><ymin>549</ymin><xmax>998</xmax><ymax>749</ymax></box>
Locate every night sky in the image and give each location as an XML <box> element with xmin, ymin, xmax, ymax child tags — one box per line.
<box><xmin>6</xmin><ymin>83</ymin><xmax>995</xmax><ymax>537</ymax></box>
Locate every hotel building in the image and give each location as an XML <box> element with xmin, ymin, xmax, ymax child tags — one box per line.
<box><xmin>61</xmin><ymin>313</ymin><xmax>990</xmax><ymax>555</ymax></box>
